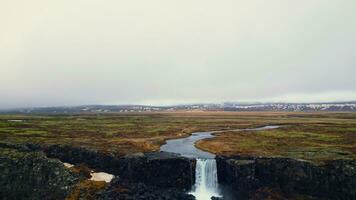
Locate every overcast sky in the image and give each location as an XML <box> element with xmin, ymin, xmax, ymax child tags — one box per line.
<box><xmin>1</xmin><ymin>1</ymin><xmax>356</xmax><ymax>108</ymax></box>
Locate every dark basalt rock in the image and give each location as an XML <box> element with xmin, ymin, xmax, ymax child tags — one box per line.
<box><xmin>217</xmin><ymin>155</ymin><xmax>356</xmax><ymax>200</ymax></box>
<box><xmin>41</xmin><ymin>144</ymin><xmax>123</xmax><ymax>175</ymax></box>
<box><xmin>117</xmin><ymin>152</ymin><xmax>196</xmax><ymax>190</ymax></box>
<box><xmin>38</xmin><ymin>144</ymin><xmax>196</xmax><ymax>190</ymax></box>
<box><xmin>0</xmin><ymin>147</ymin><xmax>79</xmax><ymax>200</ymax></box>
<box><xmin>0</xmin><ymin>143</ymin><xmax>196</xmax><ymax>199</ymax></box>
<box><xmin>97</xmin><ymin>152</ymin><xmax>197</xmax><ymax>200</ymax></box>
<box><xmin>100</xmin><ymin>176</ymin><xmax>195</xmax><ymax>200</ymax></box>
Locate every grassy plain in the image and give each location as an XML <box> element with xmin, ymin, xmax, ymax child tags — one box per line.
<box><xmin>0</xmin><ymin>112</ymin><xmax>355</xmax><ymax>163</ymax></box>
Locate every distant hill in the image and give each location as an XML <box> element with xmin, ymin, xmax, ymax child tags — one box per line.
<box><xmin>1</xmin><ymin>101</ymin><xmax>356</xmax><ymax>114</ymax></box>
<box><xmin>221</xmin><ymin>102</ymin><xmax>356</xmax><ymax>112</ymax></box>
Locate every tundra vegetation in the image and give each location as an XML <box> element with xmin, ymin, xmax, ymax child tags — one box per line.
<box><xmin>0</xmin><ymin>112</ymin><xmax>355</xmax><ymax>164</ymax></box>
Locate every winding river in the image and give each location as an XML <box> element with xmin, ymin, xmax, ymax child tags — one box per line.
<box><xmin>160</xmin><ymin>125</ymin><xmax>280</xmax><ymax>200</ymax></box>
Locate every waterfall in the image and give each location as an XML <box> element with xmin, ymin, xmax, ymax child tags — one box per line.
<box><xmin>190</xmin><ymin>158</ymin><xmax>221</xmax><ymax>200</ymax></box>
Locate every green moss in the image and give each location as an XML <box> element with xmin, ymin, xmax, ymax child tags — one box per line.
<box><xmin>0</xmin><ymin>147</ymin><xmax>28</xmax><ymax>159</ymax></box>
<box><xmin>346</xmin><ymin>127</ymin><xmax>356</xmax><ymax>132</ymax></box>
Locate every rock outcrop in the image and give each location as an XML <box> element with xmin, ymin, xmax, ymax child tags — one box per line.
<box><xmin>117</xmin><ymin>152</ymin><xmax>195</xmax><ymax>190</ymax></box>
<box><xmin>0</xmin><ymin>147</ymin><xmax>79</xmax><ymax>200</ymax></box>
<box><xmin>100</xmin><ymin>176</ymin><xmax>195</xmax><ymax>200</ymax></box>
<box><xmin>0</xmin><ymin>142</ymin><xmax>196</xmax><ymax>199</ymax></box>
<box><xmin>36</xmin><ymin>144</ymin><xmax>195</xmax><ymax>190</ymax></box>
<box><xmin>217</xmin><ymin>156</ymin><xmax>356</xmax><ymax>200</ymax></box>
<box><xmin>42</xmin><ymin>144</ymin><xmax>123</xmax><ymax>175</ymax></box>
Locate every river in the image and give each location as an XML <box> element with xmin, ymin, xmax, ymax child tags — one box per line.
<box><xmin>160</xmin><ymin>125</ymin><xmax>280</xmax><ymax>200</ymax></box>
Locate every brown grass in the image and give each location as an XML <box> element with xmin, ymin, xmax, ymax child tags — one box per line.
<box><xmin>1</xmin><ymin>112</ymin><xmax>356</xmax><ymax>162</ymax></box>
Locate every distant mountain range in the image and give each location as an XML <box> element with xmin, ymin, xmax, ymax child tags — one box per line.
<box><xmin>2</xmin><ymin>101</ymin><xmax>356</xmax><ymax>114</ymax></box>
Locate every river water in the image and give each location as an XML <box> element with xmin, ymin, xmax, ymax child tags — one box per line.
<box><xmin>160</xmin><ymin>125</ymin><xmax>280</xmax><ymax>200</ymax></box>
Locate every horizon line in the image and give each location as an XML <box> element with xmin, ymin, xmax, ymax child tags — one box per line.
<box><xmin>2</xmin><ymin>100</ymin><xmax>356</xmax><ymax>111</ymax></box>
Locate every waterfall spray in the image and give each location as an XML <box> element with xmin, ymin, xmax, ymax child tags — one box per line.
<box><xmin>190</xmin><ymin>158</ymin><xmax>221</xmax><ymax>200</ymax></box>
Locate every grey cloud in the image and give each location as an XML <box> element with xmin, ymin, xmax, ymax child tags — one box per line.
<box><xmin>1</xmin><ymin>0</ymin><xmax>356</xmax><ymax>108</ymax></box>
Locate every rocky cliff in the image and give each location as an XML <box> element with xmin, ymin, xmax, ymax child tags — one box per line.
<box><xmin>0</xmin><ymin>146</ymin><xmax>79</xmax><ymax>200</ymax></box>
<box><xmin>0</xmin><ymin>142</ymin><xmax>196</xmax><ymax>200</ymax></box>
<box><xmin>38</xmin><ymin>144</ymin><xmax>196</xmax><ymax>190</ymax></box>
<box><xmin>100</xmin><ymin>176</ymin><xmax>195</xmax><ymax>200</ymax></box>
<box><xmin>117</xmin><ymin>152</ymin><xmax>195</xmax><ymax>190</ymax></box>
<box><xmin>217</xmin><ymin>156</ymin><xmax>356</xmax><ymax>200</ymax></box>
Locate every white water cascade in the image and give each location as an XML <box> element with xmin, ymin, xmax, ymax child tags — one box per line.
<box><xmin>190</xmin><ymin>158</ymin><xmax>221</xmax><ymax>200</ymax></box>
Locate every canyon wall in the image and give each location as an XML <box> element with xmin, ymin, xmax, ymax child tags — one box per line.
<box><xmin>217</xmin><ymin>156</ymin><xmax>356</xmax><ymax>200</ymax></box>
<box><xmin>0</xmin><ymin>142</ymin><xmax>196</xmax><ymax>200</ymax></box>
